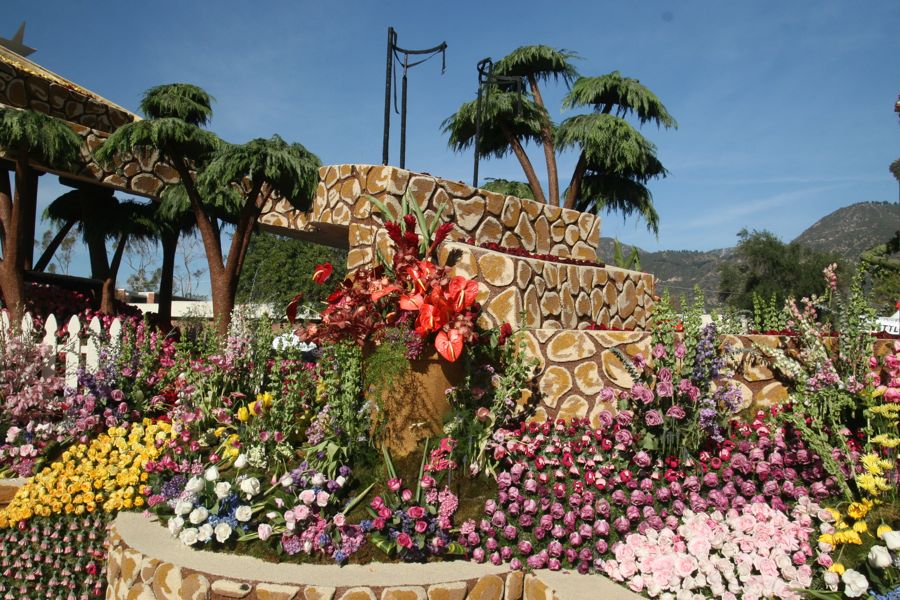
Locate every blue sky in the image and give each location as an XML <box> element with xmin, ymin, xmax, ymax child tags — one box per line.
<box><xmin>5</xmin><ymin>1</ymin><xmax>899</xmax><ymax>293</ymax></box>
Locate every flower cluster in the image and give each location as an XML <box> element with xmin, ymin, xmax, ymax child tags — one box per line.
<box><xmin>603</xmin><ymin>501</ymin><xmax>821</xmax><ymax>599</ymax></box>
<box><xmin>0</xmin><ymin>514</ymin><xmax>109</xmax><ymax>599</ymax></box>
<box><xmin>0</xmin><ymin>420</ymin><xmax>175</xmax><ymax>527</ymax></box>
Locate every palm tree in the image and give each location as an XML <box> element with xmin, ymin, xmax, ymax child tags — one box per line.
<box><xmin>481</xmin><ymin>178</ymin><xmax>535</xmax><ymax>201</ymax></box>
<box><xmin>493</xmin><ymin>45</ymin><xmax>579</xmax><ymax>207</ymax></box>
<box><xmin>44</xmin><ymin>184</ymin><xmax>155</xmax><ymax>313</ymax></box>
<box><xmin>442</xmin><ymin>90</ymin><xmax>548</xmax><ymax>203</ymax></box>
<box><xmin>0</xmin><ymin>108</ymin><xmax>83</xmax><ymax>320</ymax></box>
<box><xmin>559</xmin><ymin>72</ymin><xmax>676</xmax><ymax>230</ymax></box>
<box><xmin>444</xmin><ymin>49</ymin><xmax>675</xmax><ymax>234</ymax></box>
<box><xmin>96</xmin><ymin>83</ymin><xmax>319</xmax><ymax>334</ymax></box>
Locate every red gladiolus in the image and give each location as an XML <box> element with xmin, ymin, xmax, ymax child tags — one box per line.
<box><xmin>312</xmin><ymin>262</ymin><xmax>334</xmax><ymax>285</ymax></box>
<box><xmin>435</xmin><ymin>329</ymin><xmax>463</xmax><ymax>362</ymax></box>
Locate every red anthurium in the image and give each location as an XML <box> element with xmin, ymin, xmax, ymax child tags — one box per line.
<box><xmin>435</xmin><ymin>328</ymin><xmax>463</xmax><ymax>362</ymax></box>
<box><xmin>285</xmin><ymin>293</ymin><xmax>304</xmax><ymax>325</ymax></box>
<box><xmin>406</xmin><ymin>265</ymin><xmax>428</xmax><ymax>294</ymax></box>
<box><xmin>312</xmin><ymin>262</ymin><xmax>333</xmax><ymax>285</ymax></box>
<box><xmin>399</xmin><ymin>293</ymin><xmax>425</xmax><ymax>311</ymax></box>
<box><xmin>415</xmin><ymin>302</ymin><xmax>447</xmax><ymax>335</ymax></box>
<box><xmin>448</xmin><ymin>276</ymin><xmax>478</xmax><ymax>311</ymax></box>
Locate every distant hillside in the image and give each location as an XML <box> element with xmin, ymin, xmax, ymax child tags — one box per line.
<box><xmin>791</xmin><ymin>201</ymin><xmax>899</xmax><ymax>261</ymax></box>
<box><xmin>597</xmin><ymin>201</ymin><xmax>899</xmax><ymax>304</ymax></box>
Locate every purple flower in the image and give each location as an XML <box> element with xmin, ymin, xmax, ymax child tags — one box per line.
<box><xmin>517</xmin><ymin>540</ymin><xmax>533</xmax><ymax>555</ymax></box>
<box><xmin>595</xmin><ymin>499</ymin><xmax>611</xmax><ymax>518</ymax></box>
<box><xmin>594</xmin><ymin>520</ymin><xmax>610</xmax><ymax>537</ymax></box>
<box><xmin>614</xmin><ymin>429</ymin><xmax>634</xmax><ymax>447</ymax></box>
<box><xmin>611</xmin><ymin>489</ymin><xmax>627</xmax><ymax>506</ymax></box>
<box><xmin>632</xmin><ymin>451</ymin><xmax>652</xmax><ymax>468</ymax></box>
<box><xmin>665</xmin><ymin>405</ymin><xmax>686</xmax><ymax>420</ymax></box>
<box><xmin>502</xmin><ymin>525</ymin><xmax>518</xmax><ymax>540</ymax></box>
<box><xmin>615</xmin><ymin>410</ymin><xmax>634</xmax><ymax>427</ymax></box>
<box><xmin>626</xmin><ymin>506</ymin><xmax>641</xmax><ymax>521</ymax></box>
<box><xmin>594</xmin><ymin>539</ymin><xmax>608</xmax><ymax>554</ymax></box>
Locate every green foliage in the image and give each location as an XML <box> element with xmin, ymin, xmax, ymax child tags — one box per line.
<box><xmin>833</xmin><ymin>271</ymin><xmax>877</xmax><ymax>382</ymax></box>
<box><xmin>366</xmin><ymin>189</ymin><xmax>447</xmax><ymax>263</ymax></box>
<box><xmin>751</xmin><ymin>292</ymin><xmax>786</xmax><ymax>332</ymax></box>
<box><xmin>562</xmin><ymin>71</ymin><xmax>678</xmax><ymax>128</ymax></box>
<box><xmin>441</xmin><ymin>90</ymin><xmax>545</xmax><ymax>159</ymax></box>
<box><xmin>236</xmin><ymin>232</ymin><xmax>347</xmax><ymax>309</ymax></box>
<box><xmin>718</xmin><ymin>228</ymin><xmax>843</xmax><ymax>311</ymax></box>
<box><xmin>316</xmin><ymin>341</ymin><xmax>367</xmax><ymax>456</ymax></box>
<box><xmin>575</xmin><ymin>173</ymin><xmax>660</xmax><ymax>234</ymax></box>
<box><xmin>362</xmin><ymin>338</ymin><xmax>411</xmax><ymax>435</ymax></box>
<box><xmin>557</xmin><ymin>114</ymin><xmax>665</xmax><ymax>180</ymax></box>
<box><xmin>140</xmin><ymin>83</ymin><xmax>214</xmax><ymax>126</ymax></box>
<box><xmin>493</xmin><ymin>45</ymin><xmax>580</xmax><ymax>83</ymax></box>
<box><xmin>611</xmin><ymin>238</ymin><xmax>641</xmax><ymax>270</ymax></box>
<box><xmin>480</xmin><ymin>178</ymin><xmax>535</xmax><ymax>200</ymax></box>
<box><xmin>200</xmin><ymin>135</ymin><xmax>320</xmax><ymax>212</ymax></box>
<box><xmin>94</xmin><ymin>117</ymin><xmax>220</xmax><ymax>167</ymax></box>
<box><xmin>0</xmin><ymin>107</ymin><xmax>83</xmax><ymax>167</ymax></box>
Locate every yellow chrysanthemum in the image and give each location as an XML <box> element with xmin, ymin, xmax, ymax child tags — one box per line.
<box><xmin>852</xmin><ymin>520</ymin><xmax>869</xmax><ymax>535</ymax></box>
<box><xmin>847</xmin><ymin>500</ymin><xmax>873</xmax><ymax>520</ymax></box>
<box><xmin>870</xmin><ymin>434</ymin><xmax>900</xmax><ymax>449</ymax></box>
<box><xmin>829</xmin><ymin>563</ymin><xmax>846</xmax><ymax>575</ymax></box>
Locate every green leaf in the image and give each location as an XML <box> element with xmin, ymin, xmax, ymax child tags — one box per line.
<box><xmin>370</xmin><ymin>533</ymin><xmax>395</xmax><ymax>555</ymax></box>
<box><xmin>640</xmin><ymin>433</ymin><xmax>658</xmax><ymax>450</ymax></box>
<box><xmin>445</xmin><ymin>541</ymin><xmax>467</xmax><ymax>555</ymax></box>
<box><xmin>343</xmin><ymin>482</ymin><xmax>376</xmax><ymax>516</ymax></box>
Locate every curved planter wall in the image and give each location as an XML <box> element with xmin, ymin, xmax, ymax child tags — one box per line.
<box><xmin>106</xmin><ymin>513</ymin><xmax>639</xmax><ymax>600</ymax></box>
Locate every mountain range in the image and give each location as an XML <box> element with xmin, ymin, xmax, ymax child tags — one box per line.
<box><xmin>597</xmin><ymin>201</ymin><xmax>900</xmax><ymax>303</ymax></box>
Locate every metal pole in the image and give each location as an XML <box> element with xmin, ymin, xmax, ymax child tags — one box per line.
<box><xmin>400</xmin><ymin>54</ymin><xmax>409</xmax><ymax>169</ymax></box>
<box><xmin>382</xmin><ymin>27</ymin><xmax>395</xmax><ymax>165</ymax></box>
<box><xmin>473</xmin><ymin>78</ymin><xmax>485</xmax><ymax>188</ymax></box>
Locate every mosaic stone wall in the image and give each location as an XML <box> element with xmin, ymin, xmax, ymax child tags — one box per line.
<box><xmin>438</xmin><ymin>242</ymin><xmax>654</xmax><ymax>331</ymax></box>
<box><xmin>105</xmin><ymin>514</ymin><xmax>566</xmax><ymax>600</ymax></box>
<box><xmin>258</xmin><ymin>164</ymin><xmax>603</xmax><ymax>269</ymax></box>
<box><xmin>0</xmin><ymin>47</ymin><xmax>136</xmax><ymax>133</ymax></box>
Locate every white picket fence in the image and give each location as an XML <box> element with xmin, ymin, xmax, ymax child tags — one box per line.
<box><xmin>0</xmin><ymin>312</ymin><xmax>123</xmax><ymax>388</ymax></box>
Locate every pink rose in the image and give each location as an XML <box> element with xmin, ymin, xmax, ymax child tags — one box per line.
<box><xmin>397</xmin><ymin>532</ymin><xmax>413</xmax><ymax>548</ymax></box>
<box><xmin>407</xmin><ymin>506</ymin><xmax>426</xmax><ymax>519</ymax></box>
<box><xmin>332</xmin><ymin>513</ymin><xmax>346</xmax><ymax>527</ymax></box>
<box><xmin>387</xmin><ymin>478</ymin><xmax>402</xmax><ymax>492</ymax></box>
<box><xmin>414</xmin><ymin>520</ymin><xmax>428</xmax><ymax>533</ymax></box>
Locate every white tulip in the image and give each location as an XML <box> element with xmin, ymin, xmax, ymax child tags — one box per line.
<box><xmin>174</xmin><ymin>500</ymin><xmax>194</xmax><ymax>516</ymax></box>
<box><xmin>197</xmin><ymin>523</ymin><xmax>214</xmax><ymax>543</ymax></box>
<box><xmin>214</xmin><ymin>522</ymin><xmax>233</xmax><ymax>543</ymax></box>
<box><xmin>179</xmin><ymin>528</ymin><xmax>199</xmax><ymax>546</ymax></box>
<box><xmin>167</xmin><ymin>516</ymin><xmax>184</xmax><ymax>536</ymax></box>
<box><xmin>234</xmin><ymin>454</ymin><xmax>248</xmax><ymax>469</ymax></box>
<box><xmin>280</xmin><ymin>475</ymin><xmax>294</xmax><ymax>488</ymax></box>
<box><xmin>214</xmin><ymin>481</ymin><xmax>232</xmax><ymax>499</ymax></box>
<box><xmin>881</xmin><ymin>530</ymin><xmax>900</xmax><ymax>551</ymax></box>
<box><xmin>311</xmin><ymin>473</ymin><xmax>326</xmax><ymax>487</ymax></box>
<box><xmin>185</xmin><ymin>476</ymin><xmax>205</xmax><ymax>494</ymax></box>
<box><xmin>841</xmin><ymin>569</ymin><xmax>869</xmax><ymax>598</ymax></box>
<box><xmin>823</xmin><ymin>571</ymin><xmax>839</xmax><ymax>592</ymax></box>
<box><xmin>204</xmin><ymin>465</ymin><xmax>220</xmax><ymax>482</ymax></box>
<box><xmin>235</xmin><ymin>505</ymin><xmax>253</xmax><ymax>522</ymax></box>
<box><xmin>239</xmin><ymin>477</ymin><xmax>261</xmax><ymax>498</ymax></box>
<box><xmin>868</xmin><ymin>545</ymin><xmax>892</xmax><ymax>569</ymax></box>
<box><xmin>188</xmin><ymin>506</ymin><xmax>209</xmax><ymax>525</ymax></box>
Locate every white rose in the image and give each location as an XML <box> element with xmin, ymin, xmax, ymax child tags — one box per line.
<box><xmin>204</xmin><ymin>465</ymin><xmax>220</xmax><ymax>481</ymax></box>
<box><xmin>214</xmin><ymin>481</ymin><xmax>232</xmax><ymax>499</ymax></box>
<box><xmin>239</xmin><ymin>477</ymin><xmax>260</xmax><ymax>498</ymax></box>
<box><xmin>185</xmin><ymin>476</ymin><xmax>205</xmax><ymax>494</ymax></box>
<box><xmin>235</xmin><ymin>505</ymin><xmax>253</xmax><ymax>522</ymax></box>
<box><xmin>197</xmin><ymin>523</ymin><xmax>214</xmax><ymax>543</ymax></box>
<box><xmin>882</xmin><ymin>530</ymin><xmax>900</xmax><ymax>551</ymax></box>
<box><xmin>188</xmin><ymin>506</ymin><xmax>209</xmax><ymax>525</ymax></box>
<box><xmin>174</xmin><ymin>500</ymin><xmax>194</xmax><ymax>516</ymax></box>
<box><xmin>234</xmin><ymin>454</ymin><xmax>248</xmax><ymax>469</ymax></box>
<box><xmin>214</xmin><ymin>522</ymin><xmax>233</xmax><ymax>543</ymax></box>
<box><xmin>823</xmin><ymin>571</ymin><xmax>840</xmax><ymax>591</ymax></box>
<box><xmin>868</xmin><ymin>545</ymin><xmax>892</xmax><ymax>569</ymax></box>
<box><xmin>841</xmin><ymin>569</ymin><xmax>868</xmax><ymax>598</ymax></box>
<box><xmin>168</xmin><ymin>516</ymin><xmax>184</xmax><ymax>536</ymax></box>
<box><xmin>179</xmin><ymin>527</ymin><xmax>199</xmax><ymax>546</ymax></box>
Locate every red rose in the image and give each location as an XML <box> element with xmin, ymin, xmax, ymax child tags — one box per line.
<box><xmin>397</xmin><ymin>532</ymin><xmax>414</xmax><ymax>548</ymax></box>
<box><xmin>414</xmin><ymin>520</ymin><xmax>428</xmax><ymax>533</ymax></box>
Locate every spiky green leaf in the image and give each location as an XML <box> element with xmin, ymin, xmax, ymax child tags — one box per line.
<box><xmin>94</xmin><ymin>118</ymin><xmax>220</xmax><ymax>167</ymax></box>
<box><xmin>562</xmin><ymin>72</ymin><xmax>677</xmax><ymax>128</ymax></box>
<box><xmin>493</xmin><ymin>45</ymin><xmax>580</xmax><ymax>84</ymax></box>
<box><xmin>140</xmin><ymin>83</ymin><xmax>214</xmax><ymax>126</ymax></box>
<box><xmin>442</xmin><ymin>90</ymin><xmax>545</xmax><ymax>159</ymax></box>
<box><xmin>557</xmin><ymin>113</ymin><xmax>666</xmax><ymax>181</ymax></box>
<box><xmin>0</xmin><ymin>107</ymin><xmax>83</xmax><ymax>168</ymax></box>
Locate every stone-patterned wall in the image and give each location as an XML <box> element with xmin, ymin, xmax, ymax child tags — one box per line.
<box><xmin>517</xmin><ymin>331</ymin><xmax>869</xmax><ymax>425</ymax></box>
<box><xmin>0</xmin><ymin>47</ymin><xmax>136</xmax><ymax>133</ymax></box>
<box><xmin>105</xmin><ymin>513</ymin><xmax>568</xmax><ymax>600</ymax></box>
<box><xmin>439</xmin><ymin>242</ymin><xmax>654</xmax><ymax>331</ymax></box>
<box><xmin>258</xmin><ymin>165</ymin><xmax>603</xmax><ymax>270</ymax></box>
<box><xmin>0</xmin><ymin>478</ymin><xmax>23</xmax><ymax>510</ymax></box>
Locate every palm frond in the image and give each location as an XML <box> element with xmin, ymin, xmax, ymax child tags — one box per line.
<box><xmin>570</xmin><ymin>173</ymin><xmax>660</xmax><ymax>235</ymax></box>
<box><xmin>441</xmin><ymin>90</ymin><xmax>546</xmax><ymax>158</ymax></box>
<box><xmin>0</xmin><ymin>107</ymin><xmax>83</xmax><ymax>168</ymax></box>
<box><xmin>557</xmin><ymin>113</ymin><xmax>666</xmax><ymax>181</ymax></box>
<box><xmin>562</xmin><ymin>72</ymin><xmax>677</xmax><ymax>129</ymax></box>
<box><xmin>140</xmin><ymin>84</ymin><xmax>214</xmax><ymax>126</ymax></box>
<box><xmin>199</xmin><ymin>135</ymin><xmax>321</xmax><ymax>211</ymax></box>
<box><xmin>94</xmin><ymin>118</ymin><xmax>220</xmax><ymax>167</ymax></box>
<box><xmin>493</xmin><ymin>45</ymin><xmax>580</xmax><ymax>84</ymax></box>
<box><xmin>890</xmin><ymin>158</ymin><xmax>900</xmax><ymax>182</ymax></box>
